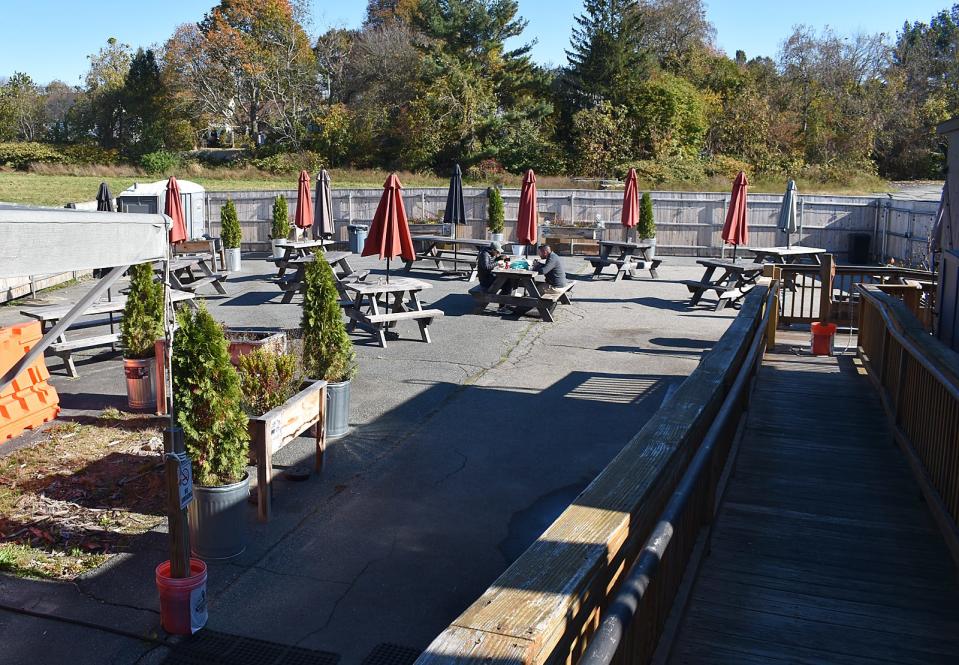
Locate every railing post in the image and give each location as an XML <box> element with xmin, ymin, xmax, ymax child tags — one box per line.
<box><xmin>762</xmin><ymin>265</ymin><xmax>780</xmax><ymax>349</ymax></box>
<box><xmin>819</xmin><ymin>253</ymin><xmax>835</xmax><ymax>323</ymax></box>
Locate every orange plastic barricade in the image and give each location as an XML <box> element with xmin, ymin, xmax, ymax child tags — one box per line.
<box><xmin>0</xmin><ymin>321</ymin><xmax>60</xmax><ymax>441</ymax></box>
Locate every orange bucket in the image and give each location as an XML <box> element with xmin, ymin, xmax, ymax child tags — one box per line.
<box><xmin>810</xmin><ymin>322</ymin><xmax>837</xmax><ymax>356</ymax></box>
<box><xmin>156</xmin><ymin>558</ymin><xmax>208</xmax><ymax>635</ymax></box>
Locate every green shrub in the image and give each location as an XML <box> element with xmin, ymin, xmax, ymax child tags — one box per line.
<box><xmin>301</xmin><ymin>259</ymin><xmax>356</xmax><ymax>383</ymax></box>
<box><xmin>487</xmin><ymin>187</ymin><xmax>505</xmax><ymax>234</ymax></box>
<box><xmin>237</xmin><ymin>348</ymin><xmax>299</xmax><ymax>416</ymax></box>
<box><xmin>60</xmin><ymin>143</ymin><xmax>121</xmax><ymax>165</ymax></box>
<box><xmin>172</xmin><ymin>305</ymin><xmax>249</xmax><ymax>487</ymax></box>
<box><xmin>140</xmin><ymin>150</ymin><xmax>181</xmax><ymax>174</ymax></box>
<box><xmin>220</xmin><ymin>199</ymin><xmax>242</xmax><ymax>249</ymax></box>
<box><xmin>247</xmin><ymin>151</ymin><xmax>324</xmax><ymax>175</ymax></box>
<box><xmin>638</xmin><ymin>192</ymin><xmax>656</xmax><ymax>239</ymax></box>
<box><xmin>704</xmin><ymin>155</ymin><xmax>753</xmax><ymax>180</ymax></box>
<box><xmin>0</xmin><ymin>142</ymin><xmax>64</xmax><ymax>169</ymax></box>
<box><xmin>120</xmin><ymin>263</ymin><xmax>163</xmax><ymax>359</ymax></box>
<box><xmin>271</xmin><ymin>195</ymin><xmax>291</xmax><ymax>240</ymax></box>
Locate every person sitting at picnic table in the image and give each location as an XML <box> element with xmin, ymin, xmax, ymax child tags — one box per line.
<box><xmin>477</xmin><ymin>241</ymin><xmax>508</xmax><ymax>290</ymax></box>
<box><xmin>532</xmin><ymin>244</ymin><xmax>568</xmax><ymax>293</ymax></box>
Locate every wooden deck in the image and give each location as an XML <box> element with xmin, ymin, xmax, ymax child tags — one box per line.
<box><xmin>667</xmin><ymin>343</ymin><xmax>959</xmax><ymax>664</ymax></box>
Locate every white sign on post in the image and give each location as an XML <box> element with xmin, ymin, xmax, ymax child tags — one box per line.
<box><xmin>166</xmin><ymin>452</ymin><xmax>194</xmax><ymax>509</ymax></box>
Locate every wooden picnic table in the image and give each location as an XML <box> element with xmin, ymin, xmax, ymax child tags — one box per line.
<box><xmin>276</xmin><ymin>251</ymin><xmax>360</xmax><ymax>304</ymax></box>
<box><xmin>586</xmin><ymin>240</ymin><xmax>663</xmax><ymax>280</ymax></box>
<box><xmin>470</xmin><ymin>267</ymin><xmax>574</xmax><ymax>322</ymax></box>
<box><xmin>154</xmin><ymin>254</ymin><xmax>227</xmax><ymax>295</ymax></box>
<box><xmin>21</xmin><ymin>290</ymin><xmax>195</xmax><ymax>377</ymax></box>
<box><xmin>682</xmin><ymin>259</ymin><xmax>763</xmax><ymax>311</ymax></box>
<box><xmin>406</xmin><ymin>235</ymin><xmax>492</xmax><ymax>280</ymax></box>
<box><xmin>747</xmin><ymin>246</ymin><xmax>826</xmax><ymax>265</ymax></box>
<box><xmin>270</xmin><ymin>238</ymin><xmax>335</xmax><ymax>277</ymax></box>
<box><xmin>343</xmin><ymin>276</ymin><xmax>443</xmax><ymax>348</ymax></box>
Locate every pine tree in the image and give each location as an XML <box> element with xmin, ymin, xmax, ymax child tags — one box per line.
<box><xmin>220</xmin><ymin>199</ymin><xmax>242</xmax><ymax>249</ymax></box>
<box><xmin>120</xmin><ymin>263</ymin><xmax>164</xmax><ymax>359</ymax></box>
<box><xmin>301</xmin><ymin>259</ymin><xmax>356</xmax><ymax>383</ymax></box>
<box><xmin>487</xmin><ymin>187</ymin><xmax>505</xmax><ymax>234</ymax></box>
<box><xmin>564</xmin><ymin>0</ymin><xmax>648</xmax><ymax>111</ymax></box>
<box><xmin>638</xmin><ymin>192</ymin><xmax>656</xmax><ymax>239</ymax></box>
<box><xmin>271</xmin><ymin>195</ymin><xmax>290</xmax><ymax>240</ymax></box>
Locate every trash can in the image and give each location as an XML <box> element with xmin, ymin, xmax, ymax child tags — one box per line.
<box><xmin>848</xmin><ymin>233</ymin><xmax>871</xmax><ymax>265</ymax></box>
<box><xmin>348</xmin><ymin>225</ymin><xmax>368</xmax><ymax>254</ymax></box>
<box><xmin>810</xmin><ymin>321</ymin><xmax>837</xmax><ymax>356</ymax></box>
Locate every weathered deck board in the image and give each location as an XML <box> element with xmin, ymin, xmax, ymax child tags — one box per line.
<box><xmin>667</xmin><ymin>348</ymin><xmax>959</xmax><ymax>664</ymax></box>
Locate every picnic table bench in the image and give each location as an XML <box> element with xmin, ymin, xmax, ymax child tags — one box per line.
<box><xmin>154</xmin><ymin>254</ymin><xmax>227</xmax><ymax>295</ymax></box>
<box><xmin>276</xmin><ymin>251</ymin><xmax>360</xmax><ymax>304</ymax></box>
<box><xmin>343</xmin><ymin>277</ymin><xmax>443</xmax><ymax>348</ymax></box>
<box><xmin>585</xmin><ymin>240</ymin><xmax>662</xmax><ymax>281</ymax></box>
<box><xmin>470</xmin><ymin>268</ymin><xmax>575</xmax><ymax>322</ymax></box>
<box><xmin>682</xmin><ymin>259</ymin><xmax>763</xmax><ymax>311</ymax></box>
<box><xmin>20</xmin><ymin>290</ymin><xmax>196</xmax><ymax>377</ymax></box>
<box><xmin>269</xmin><ymin>238</ymin><xmax>334</xmax><ymax>276</ymax></box>
<box><xmin>405</xmin><ymin>235</ymin><xmax>492</xmax><ymax>281</ymax></box>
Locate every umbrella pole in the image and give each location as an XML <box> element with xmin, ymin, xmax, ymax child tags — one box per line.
<box><xmin>386</xmin><ymin>257</ymin><xmax>390</xmax><ymax>284</ymax></box>
<box><xmin>786</xmin><ymin>231</ymin><xmax>791</xmax><ymax>249</ymax></box>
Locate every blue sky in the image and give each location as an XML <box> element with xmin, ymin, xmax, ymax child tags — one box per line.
<box><xmin>0</xmin><ymin>0</ymin><xmax>950</xmax><ymax>84</ymax></box>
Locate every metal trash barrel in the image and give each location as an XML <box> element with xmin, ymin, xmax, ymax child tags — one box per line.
<box><xmin>348</xmin><ymin>225</ymin><xmax>369</xmax><ymax>254</ymax></box>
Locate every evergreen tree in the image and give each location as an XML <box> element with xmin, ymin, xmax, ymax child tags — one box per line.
<box><xmin>121</xmin><ymin>49</ymin><xmax>166</xmax><ymax>156</ymax></box>
<box><xmin>487</xmin><ymin>187</ymin><xmax>505</xmax><ymax>234</ymax></box>
<box><xmin>271</xmin><ymin>195</ymin><xmax>290</xmax><ymax>239</ymax></box>
<box><xmin>301</xmin><ymin>259</ymin><xmax>356</xmax><ymax>383</ymax></box>
<box><xmin>564</xmin><ymin>0</ymin><xmax>648</xmax><ymax>111</ymax></box>
<box><xmin>120</xmin><ymin>263</ymin><xmax>164</xmax><ymax>359</ymax></box>
<box><xmin>220</xmin><ymin>199</ymin><xmax>242</xmax><ymax>249</ymax></box>
<box><xmin>638</xmin><ymin>192</ymin><xmax>655</xmax><ymax>239</ymax></box>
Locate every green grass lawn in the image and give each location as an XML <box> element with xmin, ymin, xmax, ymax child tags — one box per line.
<box><xmin>0</xmin><ymin>168</ymin><xmax>893</xmax><ymax>208</ymax></box>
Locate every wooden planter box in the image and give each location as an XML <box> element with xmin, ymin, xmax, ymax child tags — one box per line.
<box><xmin>225</xmin><ymin>328</ymin><xmax>287</xmax><ymax>365</ymax></box>
<box><xmin>247</xmin><ymin>379</ymin><xmax>328</xmax><ymax>521</ymax></box>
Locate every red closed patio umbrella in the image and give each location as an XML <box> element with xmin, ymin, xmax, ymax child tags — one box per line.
<box><xmin>362</xmin><ymin>173</ymin><xmax>415</xmax><ymax>282</ymax></box>
<box><xmin>294</xmin><ymin>170</ymin><xmax>313</xmax><ymax>236</ymax></box>
<box><xmin>517</xmin><ymin>169</ymin><xmax>538</xmax><ymax>254</ymax></box>
<box><xmin>722</xmin><ymin>171</ymin><xmax>749</xmax><ymax>260</ymax></box>
<box><xmin>165</xmin><ymin>176</ymin><xmax>187</xmax><ymax>245</ymax></box>
<box><xmin>621</xmin><ymin>168</ymin><xmax>639</xmax><ymax>241</ymax></box>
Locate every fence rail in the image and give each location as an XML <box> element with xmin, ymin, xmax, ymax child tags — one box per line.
<box><xmin>857</xmin><ymin>285</ymin><xmax>959</xmax><ymax>566</ymax></box>
<box><xmin>414</xmin><ymin>282</ymin><xmax>777</xmax><ymax>665</ymax></box>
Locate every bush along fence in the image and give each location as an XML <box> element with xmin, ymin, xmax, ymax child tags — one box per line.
<box><xmin>203</xmin><ymin>188</ymin><xmax>938</xmax><ymax>267</ymax></box>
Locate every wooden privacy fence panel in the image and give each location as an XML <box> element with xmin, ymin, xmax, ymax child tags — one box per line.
<box><xmin>415</xmin><ymin>285</ymin><xmax>775</xmax><ymax>665</ymax></box>
<box><xmin>857</xmin><ymin>285</ymin><xmax>959</xmax><ymax>566</ymax></box>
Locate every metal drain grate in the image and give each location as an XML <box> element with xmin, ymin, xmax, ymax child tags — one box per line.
<box><xmin>361</xmin><ymin>643</ymin><xmax>422</xmax><ymax>665</ymax></box>
<box><xmin>161</xmin><ymin>630</ymin><xmax>339</xmax><ymax>665</ymax></box>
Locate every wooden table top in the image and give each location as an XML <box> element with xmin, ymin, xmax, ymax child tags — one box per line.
<box><xmin>493</xmin><ymin>267</ymin><xmax>538</xmax><ymax>277</ymax></box>
<box><xmin>275</xmin><ymin>238</ymin><xmax>332</xmax><ymax>249</ymax></box>
<box><xmin>343</xmin><ymin>276</ymin><xmax>431</xmax><ymax>295</ymax></box>
<box><xmin>697</xmin><ymin>258</ymin><xmax>764</xmax><ymax>272</ymax></box>
<box><xmin>747</xmin><ymin>246</ymin><xmax>825</xmax><ymax>257</ymax></box>
<box><xmin>21</xmin><ymin>289</ymin><xmax>195</xmax><ymax>321</ymax></box>
<box><xmin>598</xmin><ymin>240</ymin><xmax>653</xmax><ymax>249</ymax></box>
<box><xmin>412</xmin><ymin>235</ymin><xmax>493</xmax><ymax>247</ymax></box>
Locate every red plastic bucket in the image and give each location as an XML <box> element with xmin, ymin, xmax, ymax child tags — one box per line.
<box><xmin>810</xmin><ymin>322</ymin><xmax>837</xmax><ymax>356</ymax></box>
<box><xmin>156</xmin><ymin>558</ymin><xmax>208</xmax><ymax>635</ymax></box>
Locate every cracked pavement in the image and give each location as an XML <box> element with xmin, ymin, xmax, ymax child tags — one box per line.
<box><xmin>0</xmin><ymin>253</ymin><xmax>736</xmax><ymax>664</ymax></box>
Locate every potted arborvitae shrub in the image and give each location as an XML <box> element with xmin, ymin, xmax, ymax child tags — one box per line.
<box><xmin>638</xmin><ymin>192</ymin><xmax>657</xmax><ymax>260</ymax></box>
<box><xmin>488</xmin><ymin>187</ymin><xmax>505</xmax><ymax>243</ymax></box>
<box><xmin>173</xmin><ymin>305</ymin><xmax>250</xmax><ymax>559</ymax></box>
<box><xmin>120</xmin><ymin>263</ymin><xmax>164</xmax><ymax>410</ymax></box>
<box><xmin>301</xmin><ymin>258</ymin><xmax>356</xmax><ymax>438</ymax></box>
<box><xmin>270</xmin><ymin>195</ymin><xmax>291</xmax><ymax>260</ymax></box>
<box><xmin>221</xmin><ymin>199</ymin><xmax>242</xmax><ymax>272</ymax></box>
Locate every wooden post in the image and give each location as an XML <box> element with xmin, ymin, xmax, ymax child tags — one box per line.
<box><xmin>154</xmin><ymin>339</ymin><xmax>167</xmax><ymax>416</ymax></box>
<box><xmin>251</xmin><ymin>419</ymin><xmax>272</xmax><ymax>522</ymax></box>
<box><xmin>818</xmin><ymin>253</ymin><xmax>835</xmax><ymax>323</ymax></box>
<box><xmin>315</xmin><ymin>384</ymin><xmax>328</xmax><ymax>474</ymax></box>
<box><xmin>164</xmin><ymin>427</ymin><xmax>191</xmax><ymax>578</ymax></box>
<box><xmin>762</xmin><ymin>265</ymin><xmax>780</xmax><ymax>349</ymax></box>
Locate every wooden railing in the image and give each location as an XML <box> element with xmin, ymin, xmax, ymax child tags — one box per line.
<box><xmin>778</xmin><ymin>258</ymin><xmax>934</xmax><ymax>328</ymax></box>
<box><xmin>415</xmin><ymin>281</ymin><xmax>779</xmax><ymax>665</ymax></box>
<box><xmin>857</xmin><ymin>285</ymin><xmax>959</xmax><ymax>567</ymax></box>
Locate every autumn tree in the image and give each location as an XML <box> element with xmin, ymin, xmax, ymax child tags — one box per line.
<box><xmin>0</xmin><ymin>73</ymin><xmax>46</xmax><ymax>141</ymax></box>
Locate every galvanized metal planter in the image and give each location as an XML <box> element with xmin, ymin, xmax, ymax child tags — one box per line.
<box><xmin>270</xmin><ymin>239</ymin><xmax>285</xmax><ymax>259</ymax></box>
<box><xmin>188</xmin><ymin>472</ymin><xmax>250</xmax><ymax>560</ymax></box>
<box><xmin>124</xmin><ymin>357</ymin><xmax>156</xmax><ymax>411</ymax></box>
<box><xmin>326</xmin><ymin>379</ymin><xmax>351</xmax><ymax>439</ymax></box>
<box><xmin>225</xmin><ymin>248</ymin><xmax>241</xmax><ymax>272</ymax></box>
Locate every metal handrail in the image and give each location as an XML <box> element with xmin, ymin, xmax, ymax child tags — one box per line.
<box><xmin>858</xmin><ymin>286</ymin><xmax>959</xmax><ymax>401</ymax></box>
<box><xmin>579</xmin><ymin>282</ymin><xmax>778</xmax><ymax>665</ymax></box>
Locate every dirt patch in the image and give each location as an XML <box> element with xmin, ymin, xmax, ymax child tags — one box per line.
<box><xmin>0</xmin><ymin>410</ymin><xmax>167</xmax><ymax>579</ymax></box>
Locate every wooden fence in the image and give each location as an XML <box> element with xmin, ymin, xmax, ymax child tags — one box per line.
<box><xmin>414</xmin><ymin>282</ymin><xmax>778</xmax><ymax>665</ymax></box>
<box><xmin>857</xmin><ymin>285</ymin><xmax>959</xmax><ymax>567</ymax></box>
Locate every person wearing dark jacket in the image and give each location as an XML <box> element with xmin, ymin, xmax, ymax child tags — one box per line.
<box><xmin>477</xmin><ymin>241</ymin><xmax>506</xmax><ymax>289</ymax></box>
<box><xmin>532</xmin><ymin>244</ymin><xmax>567</xmax><ymax>291</ymax></box>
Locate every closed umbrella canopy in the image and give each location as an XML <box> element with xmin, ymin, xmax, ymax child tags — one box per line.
<box><xmin>621</xmin><ymin>168</ymin><xmax>639</xmax><ymax>233</ymax></box>
<box><xmin>294</xmin><ymin>170</ymin><xmax>313</xmax><ymax>231</ymax></box>
<box><xmin>517</xmin><ymin>169</ymin><xmax>538</xmax><ymax>246</ymax></box>
<box><xmin>96</xmin><ymin>182</ymin><xmax>114</xmax><ymax>212</ymax></box>
<box><xmin>363</xmin><ymin>173</ymin><xmax>415</xmax><ymax>279</ymax></box>
<box><xmin>443</xmin><ymin>164</ymin><xmax>467</xmax><ymax>226</ymax></box>
<box><xmin>722</xmin><ymin>171</ymin><xmax>749</xmax><ymax>257</ymax></box>
<box><xmin>313</xmin><ymin>169</ymin><xmax>334</xmax><ymax>239</ymax></box>
<box><xmin>165</xmin><ymin>176</ymin><xmax>187</xmax><ymax>244</ymax></box>
<box><xmin>777</xmin><ymin>179</ymin><xmax>798</xmax><ymax>247</ymax></box>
